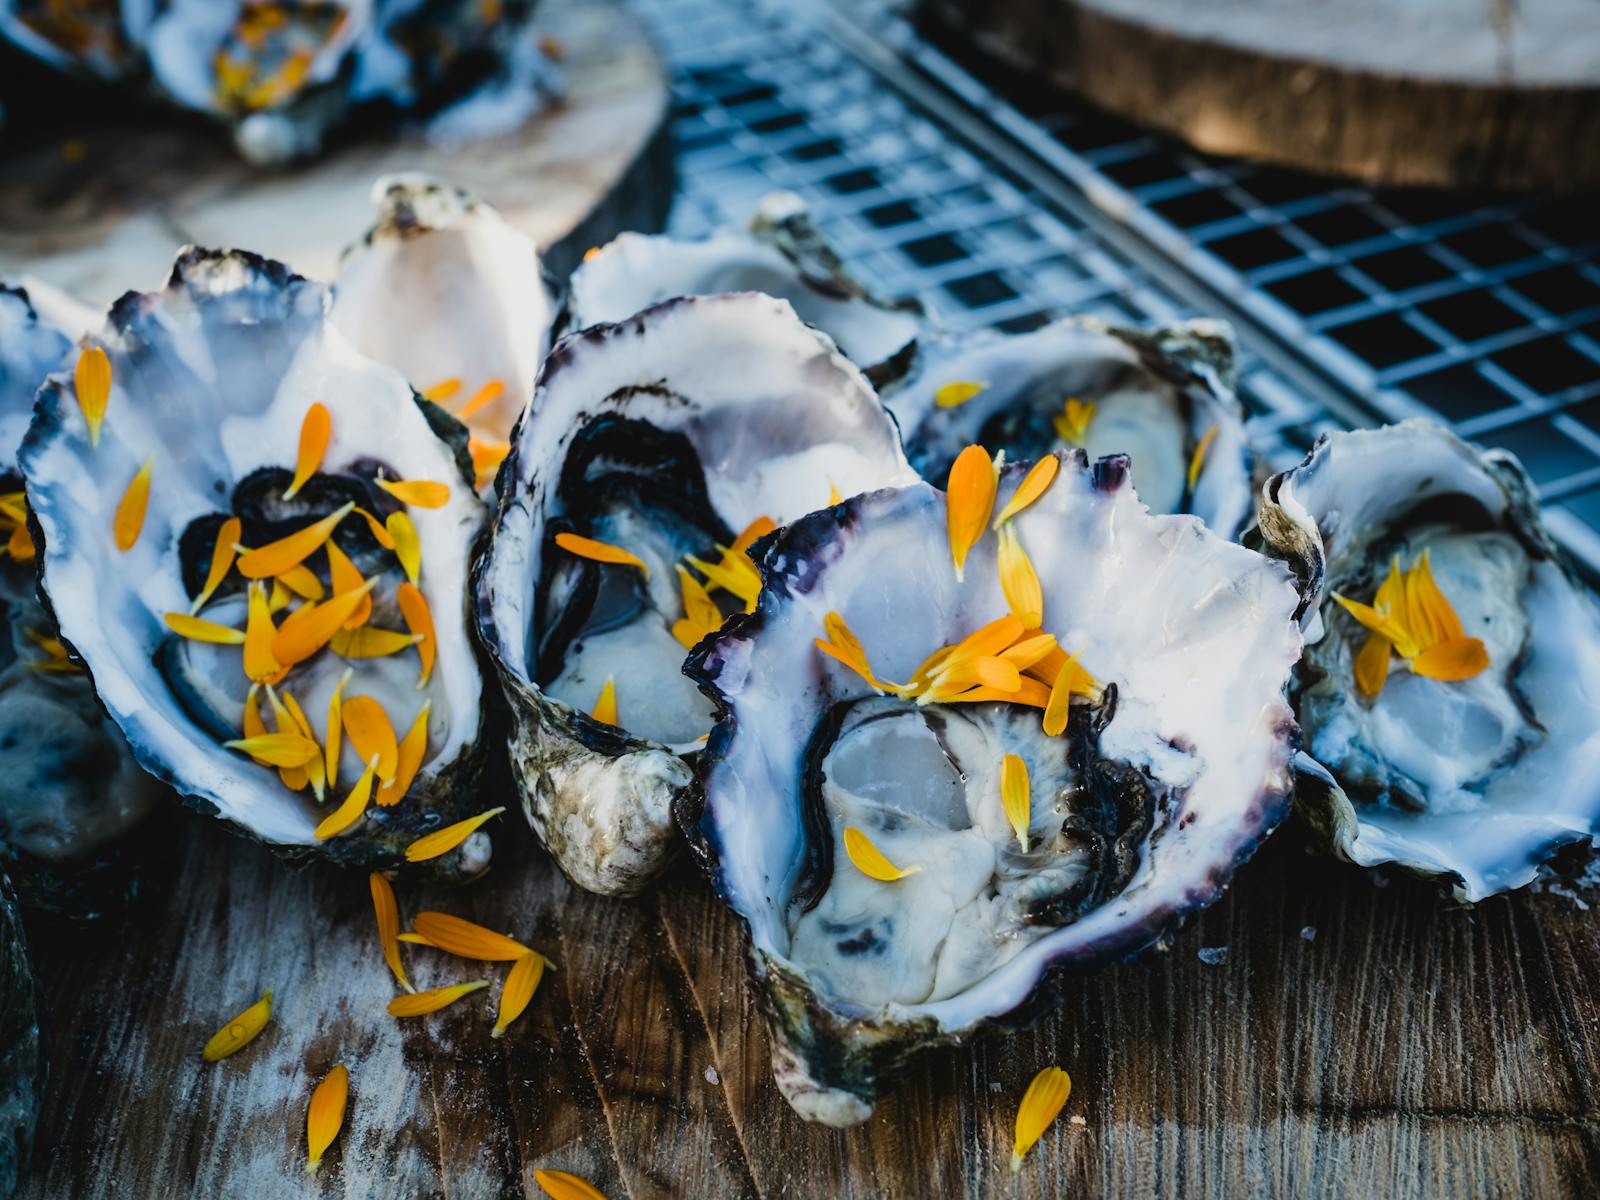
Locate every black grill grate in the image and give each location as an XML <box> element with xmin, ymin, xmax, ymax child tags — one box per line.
<box><xmin>632</xmin><ymin>0</ymin><xmax>1600</xmax><ymax>568</ymax></box>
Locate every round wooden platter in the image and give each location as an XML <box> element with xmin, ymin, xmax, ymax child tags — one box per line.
<box><xmin>0</xmin><ymin>0</ymin><xmax>674</xmax><ymax>310</ymax></box>
<box><xmin>919</xmin><ymin>0</ymin><xmax>1600</xmax><ymax>191</ymax></box>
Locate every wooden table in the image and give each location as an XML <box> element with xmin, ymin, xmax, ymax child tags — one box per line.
<box><xmin>19</xmin><ymin>801</ymin><xmax>1600</xmax><ymax>1198</ymax></box>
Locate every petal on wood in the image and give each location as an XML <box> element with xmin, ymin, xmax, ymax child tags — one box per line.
<box><xmin>305</xmin><ymin>1064</ymin><xmax>349</xmax><ymax>1175</ymax></box>
<box><xmin>201</xmin><ymin>990</ymin><xmax>272</xmax><ymax>1061</ymax></box>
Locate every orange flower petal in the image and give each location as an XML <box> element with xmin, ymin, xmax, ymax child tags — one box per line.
<box><xmin>458</xmin><ymin>378</ymin><xmax>506</xmax><ymax>421</ymax></box>
<box><xmin>314</xmin><ymin>756</ymin><xmax>379</xmax><ymax>840</ymax></box>
<box><xmin>533</xmin><ymin>1169</ymin><xmax>606</xmax><ymax>1200</ymax></box>
<box><xmin>375</xmin><ymin>478</ymin><xmax>450</xmax><ymax>509</ymax></box>
<box><xmin>994</xmin><ymin>456</ymin><xmax>1060</xmax><ymax>527</ymax></box>
<box><xmin>387</xmin><ymin>512</ymin><xmax>420</xmax><ymax>583</ymax></box>
<box><xmin>284</xmin><ymin>403</ymin><xmax>330</xmax><ymax>500</ymax></box>
<box><xmin>387</xmin><ymin>980</ymin><xmax>489</xmax><ymax>1018</ymax></box>
<box><xmin>113</xmin><ymin>453</ymin><xmax>154</xmax><ymax>551</ymax></box>
<box><xmin>1011</xmin><ymin>1065</ymin><xmax>1071</xmax><ymax>1171</ymax></box>
<box><xmin>1001</xmin><ymin>753</ymin><xmax>1031</xmax><ymax>852</ymax></box>
<box><xmin>404</xmin><ymin>806</ymin><xmax>506</xmax><ymax>864</ymax></box>
<box><xmin>396</xmin><ymin>582</ymin><xmax>435</xmax><ymax>687</ymax></box>
<box><xmin>493</xmin><ymin>951</ymin><xmax>545</xmax><ymax>1039</ymax></box>
<box><xmin>1353</xmin><ymin>632</ymin><xmax>1392</xmax><ymax>699</ymax></box>
<box><xmin>270</xmin><ymin>577</ymin><xmax>377</xmax><ymax>666</ymax></box>
<box><xmin>375</xmin><ymin>702</ymin><xmax>429</xmax><ymax>807</ymax></box>
<box><xmin>236</xmin><ymin>503</ymin><xmax>353</xmax><ymax>579</ymax></box>
<box><xmin>946</xmin><ymin>444</ymin><xmax>997</xmax><ymax>580</ymax></box>
<box><xmin>843</xmin><ymin>826</ymin><xmax>920</xmax><ymax>881</ymax></box>
<box><xmin>191</xmin><ymin>516</ymin><xmax>241</xmax><ymax>614</ymax></box>
<box><xmin>305</xmin><ymin>1065</ymin><xmax>349</xmax><ymax>1175</ymax></box>
<box><xmin>591</xmin><ymin>676</ymin><xmax>617</xmax><ymax>726</ymax></box>
<box><xmin>411</xmin><ymin>911</ymin><xmax>531</xmax><ymax>961</ymax></box>
<box><xmin>164</xmin><ymin>612</ymin><xmax>245</xmax><ymax>644</ymax></box>
<box><xmin>325</xmin><ymin>539</ymin><xmax>371</xmax><ymax>629</ymax></box>
<box><xmin>1412</xmin><ymin>636</ymin><xmax>1490</xmax><ymax>683</ymax></box>
<box><xmin>997</xmin><ymin>525</ymin><xmax>1044</xmax><ymax>629</ymax></box>
<box><xmin>369</xmin><ymin>872</ymin><xmax>412</xmax><ymax>993</ymax></box>
<box><xmin>75</xmin><ymin>346</ymin><xmax>112</xmax><ymax>447</ymax></box>
<box><xmin>342</xmin><ymin>695</ymin><xmax>398</xmax><ymax>782</ymax></box>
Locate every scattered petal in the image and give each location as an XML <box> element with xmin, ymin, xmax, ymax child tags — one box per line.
<box><xmin>275</xmin><ymin>562</ymin><xmax>325</xmax><ymax>602</ymax></box>
<box><xmin>201</xmin><ymin>989</ymin><xmax>272</xmax><ymax>1061</ymax></box>
<box><xmin>1011</xmin><ymin>1065</ymin><xmax>1071</xmax><ymax>1171</ymax></box>
<box><xmin>1052</xmin><ymin>397</ymin><xmax>1095</xmax><ymax>447</ymax></box>
<box><xmin>997</xmin><ymin>525</ymin><xmax>1043</xmax><ymax>628</ymax></box>
<box><xmin>1412</xmin><ymin>636</ymin><xmax>1490</xmax><ymax>681</ymax></box>
<box><xmin>934</xmin><ymin>379</ymin><xmax>986</xmax><ymax>409</ymax></box>
<box><xmin>421</xmin><ymin>377</ymin><xmax>461</xmax><ymax>403</ymax></box>
<box><xmin>994</xmin><ymin>455</ymin><xmax>1059</xmax><ymax>527</ymax></box>
<box><xmin>305</xmin><ymin>1064</ymin><xmax>348</xmax><ymax>1175</ymax></box>
<box><xmin>405</xmin><ymin>807</ymin><xmax>506</xmax><ymax>863</ymax></box>
<box><xmin>591</xmin><ymin>676</ymin><xmax>617</xmax><ymax>726</ymax></box>
<box><xmin>493</xmin><ymin>951</ymin><xmax>545</xmax><ymax>1038</ymax></box>
<box><xmin>729</xmin><ymin>516</ymin><xmax>777</xmax><ymax>558</ymax></box>
<box><xmin>190</xmin><ymin>517</ymin><xmax>241</xmax><ymax>614</ymax></box>
<box><xmin>284</xmin><ymin>403</ymin><xmax>330</xmax><ymax>500</ymax></box>
<box><xmin>325</xmin><ymin>539</ymin><xmax>372</xmax><ymax>628</ymax></box>
<box><xmin>314</xmin><ymin>755</ymin><xmax>379</xmax><ymax>840</ymax></box>
<box><xmin>1001</xmin><ymin>754</ymin><xmax>1031</xmax><ymax>852</ymax></box>
<box><xmin>1353</xmin><ymin>633</ymin><xmax>1391</xmax><ymax>699</ymax></box>
<box><xmin>387</xmin><ymin>512</ymin><xmax>420</xmax><ymax>582</ymax></box>
<box><xmin>1187</xmin><ymin>424</ymin><xmax>1218</xmax><ymax>491</ymax></box>
<box><xmin>354</xmin><ymin>506</ymin><xmax>397</xmax><ymax>549</ymax></box>
<box><xmin>164</xmin><ymin>612</ymin><xmax>245</xmax><ymax>644</ymax></box>
<box><xmin>223</xmin><ymin>732</ymin><xmax>318</xmax><ymax>768</ymax></box>
<box><xmin>411</xmin><ymin>911</ymin><xmax>531</xmax><ymax>961</ymax></box>
<box><xmin>325</xmin><ymin>668</ymin><xmax>350</xmax><ymax>790</ymax></box>
<box><xmin>271</xmin><ymin>578</ymin><xmax>377</xmax><ymax>666</ymax></box>
<box><xmin>342</xmin><ymin>695</ymin><xmax>398</xmax><ymax>782</ymax></box>
<box><xmin>396</xmin><ymin>582</ymin><xmax>435</xmax><ymax>686</ymax></box>
<box><xmin>236</xmin><ymin>503</ymin><xmax>353</xmax><ymax>579</ymax></box>
<box><xmin>369</xmin><ymin>872</ymin><xmax>412</xmax><ymax>993</ymax></box>
<box><xmin>534</xmin><ymin>1169</ymin><xmax>606</xmax><ymax>1200</ymax></box>
<box><xmin>376</xmin><ymin>477</ymin><xmax>449</xmax><ymax>509</ymax></box>
<box><xmin>6</xmin><ymin>522</ymin><xmax>34</xmax><ymax>562</ymax></box>
<box><xmin>555</xmin><ymin>531</ymin><xmax>648</xmax><ymax>576</ymax></box>
<box><xmin>843</xmin><ymin>826</ymin><xmax>920</xmax><ymax>881</ymax></box>
<box><xmin>376</xmin><ymin>702</ymin><xmax>429</xmax><ymax>806</ymax></box>
<box><xmin>946</xmin><ymin>445</ymin><xmax>997</xmax><ymax>581</ymax></box>
<box><xmin>458</xmin><ymin>378</ymin><xmax>506</xmax><ymax>421</ymax></box>
<box><xmin>75</xmin><ymin>346</ymin><xmax>111</xmax><ymax>447</ymax></box>
<box><xmin>113</xmin><ymin>453</ymin><xmax>154</xmax><ymax>551</ymax></box>
<box><xmin>330</xmin><ymin>626</ymin><xmax>422</xmax><ymax>658</ymax></box>
<box><xmin>386</xmin><ymin>980</ymin><xmax>489</xmax><ymax>1017</ymax></box>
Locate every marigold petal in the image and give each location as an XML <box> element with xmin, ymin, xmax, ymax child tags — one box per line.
<box><xmin>271</xmin><ymin>578</ymin><xmax>377</xmax><ymax>666</ymax></box>
<box><xmin>223</xmin><ymin>732</ymin><xmax>318</xmax><ymax>768</ymax></box>
<box><xmin>113</xmin><ymin>453</ymin><xmax>154</xmax><ymax>552</ymax></box>
<box><xmin>342</xmin><ymin>695</ymin><xmax>398</xmax><ymax>782</ymax></box>
<box><xmin>533</xmin><ymin>1169</ymin><xmax>606</xmax><ymax>1200</ymax></box>
<box><xmin>325</xmin><ymin>668</ymin><xmax>350</xmax><ymax>790</ymax></box>
<box><xmin>164</xmin><ymin>612</ymin><xmax>245</xmax><ymax>644</ymax></box>
<box><xmin>934</xmin><ymin>379</ymin><xmax>987</xmax><ymax>409</ymax></box>
<box><xmin>1187</xmin><ymin>424</ymin><xmax>1219</xmax><ymax>492</ymax></box>
<box><xmin>376</xmin><ymin>702</ymin><xmax>429</xmax><ymax>806</ymax></box>
<box><xmin>1412</xmin><ymin>636</ymin><xmax>1490</xmax><ymax>682</ymax></box>
<box><xmin>1331</xmin><ymin>591</ymin><xmax>1408</xmax><ymax>647</ymax></box>
<box><xmin>305</xmin><ymin>1064</ymin><xmax>349</xmax><ymax>1174</ymax></box>
<box><xmin>994</xmin><ymin>456</ymin><xmax>1060</xmax><ymax>527</ymax></box>
<box><xmin>189</xmin><ymin>517</ymin><xmax>240</xmax><ymax>614</ymax></box>
<box><xmin>591</xmin><ymin>677</ymin><xmax>617</xmax><ymax>726</ymax></box>
<box><xmin>376</xmin><ymin>478</ymin><xmax>450</xmax><ymax>509</ymax></box>
<box><xmin>369</xmin><ymin>872</ymin><xmax>411</xmax><ymax>993</ymax></box>
<box><xmin>999</xmin><ymin>753</ymin><xmax>1032</xmax><ymax>852</ymax></box>
<box><xmin>275</xmin><ymin>562</ymin><xmax>325</xmax><ymax>601</ymax></box>
<box><xmin>555</xmin><ymin>531</ymin><xmax>649</xmax><ymax>576</ymax></box>
<box><xmin>314</xmin><ymin>756</ymin><xmax>379</xmax><ymax>840</ymax></box>
<box><xmin>387</xmin><ymin>512</ymin><xmax>420</xmax><ymax>582</ymax></box>
<box><xmin>493</xmin><ymin>951</ymin><xmax>545</xmax><ymax>1038</ymax></box>
<box><xmin>405</xmin><ymin>806</ymin><xmax>506</xmax><ymax>863</ymax></box>
<box><xmin>677</xmin><ymin>565</ymin><xmax>722</xmax><ymax>631</ymax></box>
<box><xmin>946</xmin><ymin>444</ymin><xmax>997</xmax><ymax>580</ymax></box>
<box><xmin>686</xmin><ymin>552</ymin><xmax>759</xmax><ymax>606</ymax></box>
<box><xmin>6</xmin><ymin>522</ymin><xmax>34</xmax><ymax>562</ymax></box>
<box><xmin>236</xmin><ymin>503</ymin><xmax>353</xmax><ymax>579</ymax></box>
<box><xmin>998</xmin><ymin>525</ymin><xmax>1044</xmax><ymax>629</ymax></box>
<box><xmin>422</xmin><ymin>377</ymin><xmax>461</xmax><ymax>403</ymax></box>
<box><xmin>1011</xmin><ymin>1065</ymin><xmax>1071</xmax><ymax>1171</ymax></box>
<box><xmin>458</xmin><ymin>378</ymin><xmax>506</xmax><ymax>421</ymax></box>
<box><xmin>1053</xmin><ymin>398</ymin><xmax>1095</xmax><ymax>446</ymax></box>
<box><xmin>729</xmin><ymin>515</ymin><xmax>777</xmax><ymax>558</ymax></box>
<box><xmin>1042</xmin><ymin>656</ymin><xmax>1078</xmax><ymax>736</ymax></box>
<box><xmin>354</xmin><ymin>506</ymin><xmax>397</xmax><ymax>550</ymax></box>
<box><xmin>331</xmin><ymin>626</ymin><xmax>423</xmax><ymax>658</ymax></box>
<box><xmin>325</xmin><ymin>539</ymin><xmax>371</xmax><ymax>629</ymax></box>
<box><xmin>1410</xmin><ymin>550</ymin><xmax>1466</xmax><ymax>643</ymax></box>
<box><xmin>999</xmin><ymin>633</ymin><xmax>1057</xmax><ymax>673</ymax></box>
<box><xmin>395</xmin><ymin>582</ymin><xmax>435</xmax><ymax>687</ymax></box>
<box><xmin>411</xmin><ymin>911</ymin><xmax>531</xmax><ymax>961</ymax></box>
<box><xmin>202</xmin><ymin>989</ymin><xmax>272</xmax><ymax>1061</ymax></box>
<box><xmin>1353</xmin><ymin>632</ymin><xmax>1392</xmax><ymax>699</ymax></box>
<box><xmin>843</xmin><ymin>826</ymin><xmax>919</xmax><ymax>881</ymax></box>
<box><xmin>75</xmin><ymin>346</ymin><xmax>111</xmax><ymax>447</ymax></box>
<box><xmin>284</xmin><ymin>403</ymin><xmax>330</xmax><ymax>500</ymax></box>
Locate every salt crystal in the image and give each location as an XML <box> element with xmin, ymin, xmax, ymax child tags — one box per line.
<box><xmin>1196</xmin><ymin>946</ymin><xmax>1228</xmax><ymax>965</ymax></box>
<box><xmin>704</xmin><ymin>1066</ymin><xmax>720</xmax><ymax>1085</ymax></box>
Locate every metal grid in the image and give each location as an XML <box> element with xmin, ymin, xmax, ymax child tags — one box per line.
<box><xmin>630</xmin><ymin>0</ymin><xmax>1600</xmax><ymax>567</ymax></box>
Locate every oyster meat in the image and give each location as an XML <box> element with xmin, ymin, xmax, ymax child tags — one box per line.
<box><xmin>685</xmin><ymin>448</ymin><xmax>1303</xmax><ymax>1123</ymax></box>
<box><xmin>564</xmin><ymin>192</ymin><xmax>922</xmax><ymax>386</ymax></box>
<box><xmin>884</xmin><ymin>317</ymin><xmax>1254</xmax><ymax>538</ymax></box>
<box><xmin>0</xmin><ymin>282</ymin><xmax>164</xmax><ymax>919</ymax></box>
<box><xmin>19</xmin><ymin>248</ymin><xmax>495</xmax><ymax>875</ymax></box>
<box><xmin>475</xmin><ymin>292</ymin><xmax>915</xmax><ymax>895</ymax></box>
<box><xmin>1257</xmin><ymin>420</ymin><xmax>1600</xmax><ymax>900</ymax></box>
<box><xmin>332</xmin><ymin>174</ymin><xmax>558</xmax><ymax>491</ymax></box>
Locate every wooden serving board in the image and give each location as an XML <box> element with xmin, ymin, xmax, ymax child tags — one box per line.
<box><xmin>18</xmin><ymin>805</ymin><xmax>1600</xmax><ymax>1198</ymax></box>
<box><xmin>0</xmin><ymin>0</ymin><xmax>673</xmax><ymax>306</ymax></box>
<box><xmin>918</xmin><ymin>0</ymin><xmax>1600</xmax><ymax>191</ymax></box>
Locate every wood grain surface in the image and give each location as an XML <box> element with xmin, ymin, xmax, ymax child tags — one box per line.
<box><xmin>17</xmin><ymin>799</ymin><xmax>1600</xmax><ymax>1198</ymax></box>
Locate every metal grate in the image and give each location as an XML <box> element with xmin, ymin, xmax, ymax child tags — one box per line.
<box><xmin>630</xmin><ymin>0</ymin><xmax>1600</xmax><ymax>570</ymax></box>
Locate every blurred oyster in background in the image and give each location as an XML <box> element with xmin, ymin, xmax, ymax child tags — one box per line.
<box><xmin>565</xmin><ymin>192</ymin><xmax>923</xmax><ymax>387</ymax></box>
<box><xmin>1257</xmin><ymin>420</ymin><xmax>1600</xmax><ymax>900</ymax></box>
<box><xmin>1</xmin><ymin>0</ymin><xmax>559</xmax><ymax>163</ymax></box>
<box><xmin>884</xmin><ymin>316</ymin><xmax>1255</xmax><ymax>539</ymax></box>
<box><xmin>684</xmin><ymin>451</ymin><xmax>1302</xmax><ymax>1123</ymax></box>
<box><xmin>0</xmin><ymin>282</ymin><xmax>164</xmax><ymax>920</ymax></box>
<box><xmin>475</xmin><ymin>292</ymin><xmax>915</xmax><ymax>895</ymax></box>
<box><xmin>332</xmin><ymin>174</ymin><xmax>557</xmax><ymax>492</ymax></box>
<box><xmin>19</xmin><ymin>248</ymin><xmax>497</xmax><ymax>877</ymax></box>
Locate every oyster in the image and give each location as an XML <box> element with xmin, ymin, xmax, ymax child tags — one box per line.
<box><xmin>564</xmin><ymin>192</ymin><xmax>922</xmax><ymax>386</ymax></box>
<box><xmin>331</xmin><ymin>174</ymin><xmax>558</xmax><ymax>491</ymax></box>
<box><xmin>684</xmin><ymin>449</ymin><xmax>1303</xmax><ymax>1123</ymax></box>
<box><xmin>19</xmin><ymin>248</ymin><xmax>495</xmax><ymax>875</ymax></box>
<box><xmin>884</xmin><ymin>317</ymin><xmax>1254</xmax><ymax>538</ymax></box>
<box><xmin>0</xmin><ymin>870</ymin><xmax>40</xmax><ymax>1197</ymax></box>
<box><xmin>1256</xmin><ymin>419</ymin><xmax>1600</xmax><ymax>900</ymax></box>
<box><xmin>0</xmin><ymin>0</ymin><xmax>147</xmax><ymax>81</ymax></box>
<box><xmin>0</xmin><ymin>282</ymin><xmax>164</xmax><ymax>919</ymax></box>
<box><xmin>475</xmin><ymin>292</ymin><xmax>915</xmax><ymax>896</ymax></box>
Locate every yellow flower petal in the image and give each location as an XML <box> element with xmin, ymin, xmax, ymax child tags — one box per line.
<box><xmin>1353</xmin><ymin>632</ymin><xmax>1391</xmax><ymax>699</ymax></box>
<box><xmin>994</xmin><ymin>456</ymin><xmax>1060</xmax><ymax>527</ymax></box>
<box><xmin>404</xmin><ymin>806</ymin><xmax>506</xmax><ymax>864</ymax></box>
<box><xmin>470</xmin><ymin>437</ymin><xmax>511</xmax><ymax>490</ymax></box>
<box><xmin>396</xmin><ymin>582</ymin><xmax>435</xmax><ymax>687</ymax></box>
<box><xmin>1011</xmin><ymin>1065</ymin><xmax>1071</xmax><ymax>1171</ymax></box>
<box><xmin>555</xmin><ymin>531</ymin><xmax>648</xmax><ymax>576</ymax></box>
<box><xmin>375</xmin><ymin>477</ymin><xmax>450</xmax><ymax>509</ymax></box>
<box><xmin>369</xmin><ymin>872</ymin><xmax>412</xmax><ymax>993</ymax></box>
<box><xmin>75</xmin><ymin>346</ymin><xmax>111</xmax><ymax>447</ymax></box>
<box><xmin>164</xmin><ymin>612</ymin><xmax>245</xmax><ymax>644</ymax></box>
<box><xmin>236</xmin><ymin>503</ymin><xmax>353</xmax><ymax>579</ymax></box>
<box><xmin>387</xmin><ymin>980</ymin><xmax>490</xmax><ymax>1017</ymax></box>
<box><xmin>1187</xmin><ymin>424</ymin><xmax>1218</xmax><ymax>492</ymax></box>
<box><xmin>387</xmin><ymin>512</ymin><xmax>419</xmax><ymax>582</ymax></box>
<box><xmin>842</xmin><ymin>826</ymin><xmax>920</xmax><ymax>881</ymax></box>
<box><xmin>946</xmin><ymin>444</ymin><xmax>997</xmax><ymax>581</ymax></box>
<box><xmin>729</xmin><ymin>515</ymin><xmax>777</xmax><ymax>558</ymax></box>
<box><xmin>314</xmin><ymin>755</ymin><xmax>379</xmax><ymax>840</ymax></box>
<box><xmin>591</xmin><ymin>676</ymin><xmax>617</xmax><ymax>726</ymax></box>
<box><xmin>342</xmin><ymin>695</ymin><xmax>398</xmax><ymax>782</ymax></box>
<box><xmin>685</xmin><ymin>550</ymin><xmax>760</xmax><ymax>607</ymax></box>
<box><xmin>1053</xmin><ymin>398</ymin><xmax>1095</xmax><ymax>446</ymax></box>
<box><xmin>458</xmin><ymin>378</ymin><xmax>505</xmax><ymax>421</ymax></box>
<box><xmin>113</xmin><ymin>453</ymin><xmax>154</xmax><ymax>551</ymax></box>
<box><xmin>270</xmin><ymin>577</ymin><xmax>377</xmax><ymax>667</ymax></box>
<box><xmin>201</xmin><ymin>989</ymin><xmax>272</xmax><ymax>1061</ymax></box>
<box><xmin>1000</xmin><ymin>753</ymin><xmax>1030</xmax><ymax>852</ymax></box>
<box><xmin>325</xmin><ymin>668</ymin><xmax>350</xmax><ymax>790</ymax></box>
<box><xmin>1409</xmin><ymin>550</ymin><xmax>1466</xmax><ymax>643</ymax></box>
<box><xmin>677</xmin><ymin>564</ymin><xmax>722</xmax><ymax>631</ymax></box>
<box><xmin>330</xmin><ymin>626</ymin><xmax>423</xmax><ymax>658</ymax></box>
<box><xmin>1412</xmin><ymin>635</ymin><xmax>1490</xmax><ymax>682</ymax></box>
<box><xmin>422</xmin><ymin>377</ymin><xmax>462</xmax><ymax>403</ymax></box>
<box><xmin>493</xmin><ymin>950</ymin><xmax>545</xmax><ymax>1038</ymax></box>
<box><xmin>1042</xmin><ymin>655</ymin><xmax>1078</xmax><ymax>737</ymax></box>
<box><xmin>325</xmin><ymin>539</ymin><xmax>372</xmax><ymax>629</ymax></box>
<box><xmin>6</xmin><ymin>522</ymin><xmax>34</xmax><ymax>562</ymax></box>
<box><xmin>283</xmin><ymin>402</ymin><xmax>330</xmax><ymax>500</ymax></box>
<box><xmin>534</xmin><ymin>1167</ymin><xmax>606</xmax><ymax>1200</ymax></box>
<box><xmin>411</xmin><ymin>911</ymin><xmax>531</xmax><ymax>961</ymax></box>
<box><xmin>997</xmin><ymin>525</ymin><xmax>1043</xmax><ymax>629</ymax></box>
<box><xmin>999</xmin><ymin>632</ymin><xmax>1057</xmax><ymax>673</ymax></box>
<box><xmin>354</xmin><ymin>506</ymin><xmax>397</xmax><ymax>550</ymax></box>
<box><xmin>826</xmin><ymin>477</ymin><xmax>842</xmax><ymax>506</ymax></box>
<box><xmin>223</xmin><ymin>732</ymin><xmax>318</xmax><ymax>768</ymax></box>
<box><xmin>376</xmin><ymin>702</ymin><xmax>429</xmax><ymax>806</ymax></box>
<box><xmin>190</xmin><ymin>516</ymin><xmax>241</xmax><ymax>614</ymax></box>
<box><xmin>305</xmin><ymin>1064</ymin><xmax>349</xmax><ymax>1175</ymax></box>
<box><xmin>274</xmin><ymin>562</ymin><xmax>325</xmax><ymax>602</ymax></box>
<box><xmin>934</xmin><ymin>379</ymin><xmax>987</xmax><ymax>409</ymax></box>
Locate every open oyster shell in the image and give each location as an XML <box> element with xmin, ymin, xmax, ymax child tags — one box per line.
<box><xmin>0</xmin><ymin>0</ymin><xmax>148</xmax><ymax>80</ymax></box>
<box><xmin>1255</xmin><ymin>419</ymin><xmax>1600</xmax><ymax>901</ymax></box>
<box><xmin>18</xmin><ymin>248</ymin><xmax>495</xmax><ymax>876</ymax></box>
<box><xmin>684</xmin><ymin>451</ymin><xmax>1302</xmax><ymax>1124</ymax></box>
<box><xmin>884</xmin><ymin>317</ymin><xmax>1254</xmax><ymax>538</ymax></box>
<box><xmin>563</xmin><ymin>192</ymin><xmax>922</xmax><ymax>387</ymax></box>
<box><xmin>0</xmin><ymin>870</ymin><xmax>40</xmax><ymax>1198</ymax></box>
<box><xmin>332</xmin><ymin>174</ymin><xmax>557</xmax><ymax>489</ymax></box>
<box><xmin>475</xmin><ymin>292</ymin><xmax>915</xmax><ymax>896</ymax></box>
<box><xmin>0</xmin><ymin>283</ymin><xmax>164</xmax><ymax>919</ymax></box>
